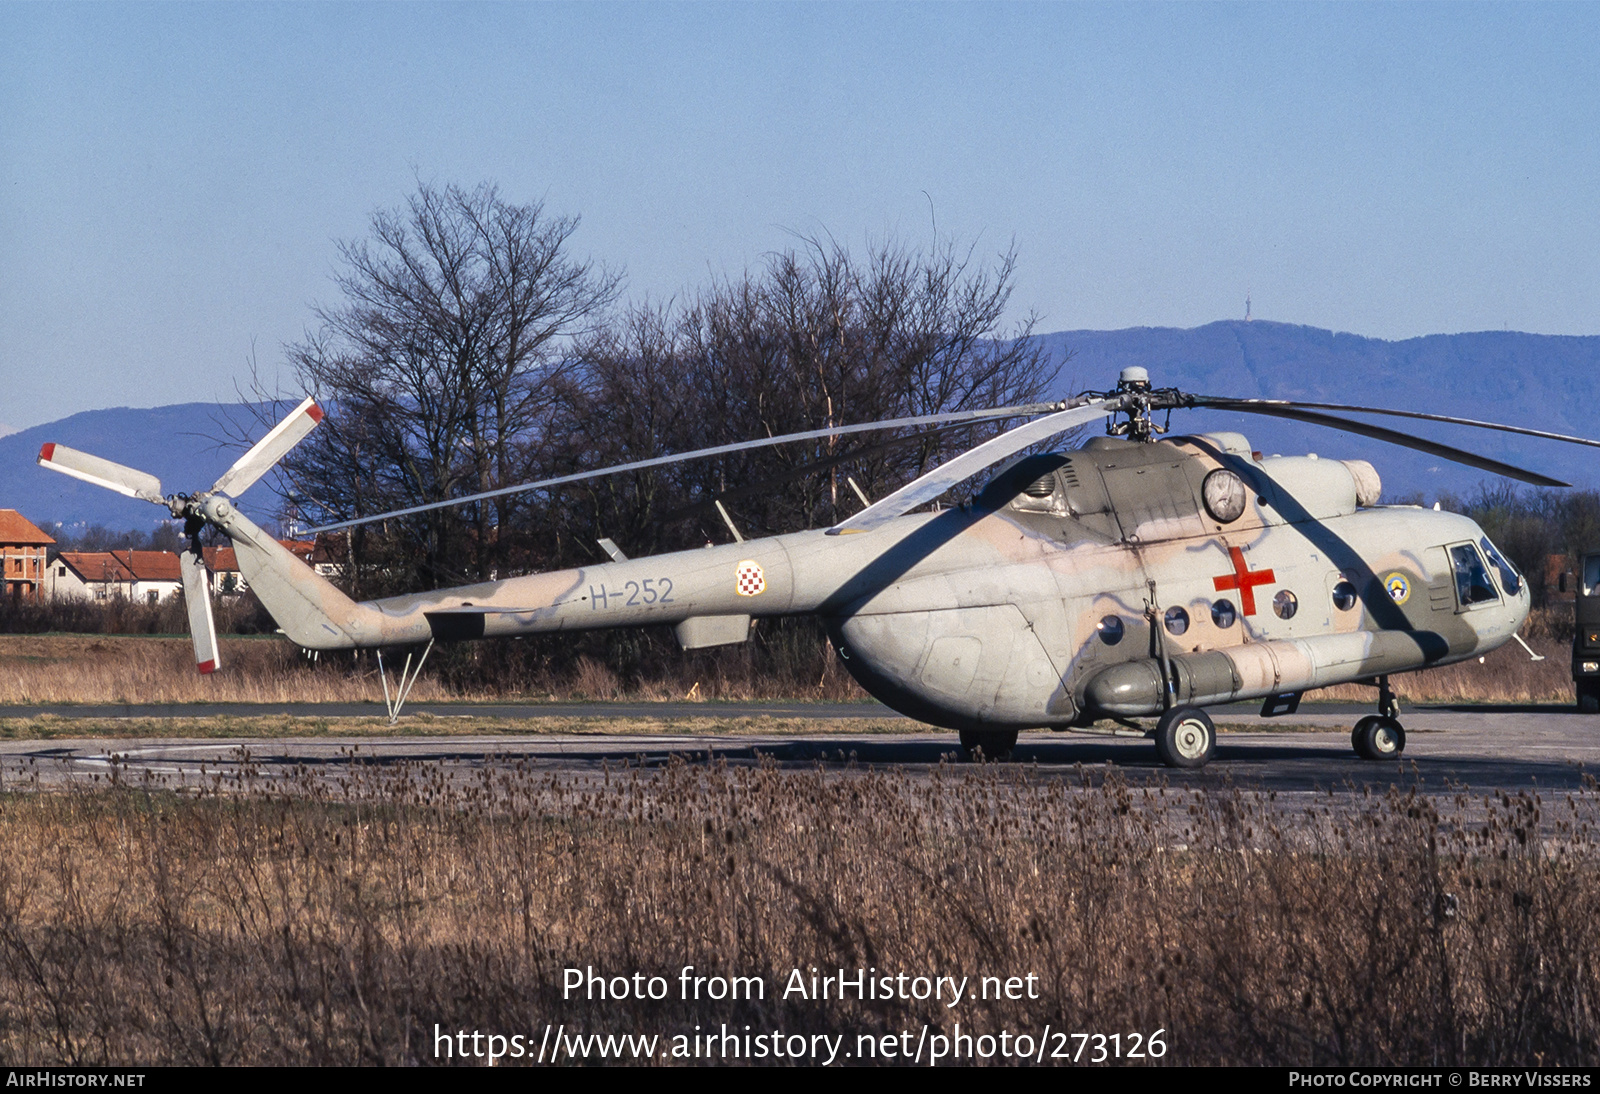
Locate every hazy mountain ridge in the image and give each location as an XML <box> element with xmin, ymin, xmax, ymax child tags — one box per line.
<box><xmin>4</xmin><ymin>321</ymin><xmax>1599</xmax><ymax>530</ymax></box>
<box><xmin>1038</xmin><ymin>321</ymin><xmax>1600</xmax><ymax>497</ymax></box>
<box><xmin>0</xmin><ymin>402</ymin><xmax>289</xmax><ymax>535</ymax></box>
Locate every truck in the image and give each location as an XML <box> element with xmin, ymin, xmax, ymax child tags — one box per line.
<box><xmin>1574</xmin><ymin>553</ymin><xmax>1600</xmax><ymax>712</ymax></box>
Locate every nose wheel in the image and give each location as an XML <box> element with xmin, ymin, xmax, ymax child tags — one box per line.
<box><xmin>1352</xmin><ymin>676</ymin><xmax>1406</xmax><ymax>760</ymax></box>
<box><xmin>1352</xmin><ymin>715</ymin><xmax>1406</xmax><ymax>759</ymax></box>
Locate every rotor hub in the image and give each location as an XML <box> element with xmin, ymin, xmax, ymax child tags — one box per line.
<box><xmin>1102</xmin><ymin>367</ymin><xmax>1168</xmax><ymax>443</ymax></box>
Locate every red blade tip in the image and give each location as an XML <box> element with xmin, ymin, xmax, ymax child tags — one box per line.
<box><xmin>197</xmin><ymin>660</ymin><xmax>217</xmax><ymax>675</ymax></box>
<box><xmin>38</xmin><ymin>443</ymin><xmax>55</xmax><ymax>462</ymax></box>
<box><xmin>307</xmin><ymin>403</ymin><xmax>324</xmax><ymax>422</ymax></box>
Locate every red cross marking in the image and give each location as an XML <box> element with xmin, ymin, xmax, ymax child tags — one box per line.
<box><xmin>1212</xmin><ymin>546</ymin><xmax>1276</xmax><ymax>616</ymax></box>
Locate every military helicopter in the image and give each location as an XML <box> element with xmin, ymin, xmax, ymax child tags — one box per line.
<box><xmin>37</xmin><ymin>368</ymin><xmax>1600</xmax><ymax>768</ymax></box>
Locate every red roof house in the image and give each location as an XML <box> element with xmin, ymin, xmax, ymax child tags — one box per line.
<box><xmin>0</xmin><ymin>510</ymin><xmax>54</xmax><ymax>602</ymax></box>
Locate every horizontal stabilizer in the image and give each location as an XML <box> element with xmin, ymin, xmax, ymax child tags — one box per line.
<box><xmin>423</xmin><ymin>606</ymin><xmax>540</xmax><ymax>642</ymax></box>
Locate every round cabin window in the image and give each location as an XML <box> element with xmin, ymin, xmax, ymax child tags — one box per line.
<box><xmin>1164</xmin><ymin>606</ymin><xmax>1190</xmax><ymax>635</ymax></box>
<box><xmin>1211</xmin><ymin>599</ymin><xmax>1237</xmax><ymax>628</ymax></box>
<box><xmin>1097</xmin><ymin>616</ymin><xmax>1124</xmax><ymax>645</ymax></box>
<box><xmin>1332</xmin><ymin>581</ymin><xmax>1358</xmax><ymax>611</ymax></box>
<box><xmin>1273</xmin><ymin>589</ymin><xmax>1299</xmax><ymax>620</ymax></box>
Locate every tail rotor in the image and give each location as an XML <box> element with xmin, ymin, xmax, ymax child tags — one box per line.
<box><xmin>37</xmin><ymin>397</ymin><xmax>324</xmax><ymax>674</ymax></box>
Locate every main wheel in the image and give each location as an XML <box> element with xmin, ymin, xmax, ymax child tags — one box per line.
<box><xmin>1578</xmin><ymin>681</ymin><xmax>1600</xmax><ymax>714</ymax></box>
<box><xmin>1153</xmin><ymin>706</ymin><xmax>1215</xmax><ymax>769</ymax></box>
<box><xmin>1352</xmin><ymin>715</ymin><xmax>1406</xmax><ymax>760</ymax></box>
<box><xmin>959</xmin><ymin>729</ymin><xmax>1018</xmax><ymax>761</ymax></box>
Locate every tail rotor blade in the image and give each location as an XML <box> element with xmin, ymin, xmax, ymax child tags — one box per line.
<box><xmin>211</xmin><ymin>396</ymin><xmax>324</xmax><ymax>498</ymax></box>
<box><xmin>37</xmin><ymin>444</ymin><xmax>165</xmax><ymax>504</ymax></box>
<box><xmin>179</xmin><ymin>548</ymin><xmax>220</xmax><ymax>674</ymax></box>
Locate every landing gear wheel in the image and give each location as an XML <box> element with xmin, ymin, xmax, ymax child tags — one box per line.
<box><xmin>959</xmin><ymin>729</ymin><xmax>1018</xmax><ymax>761</ymax></box>
<box><xmin>1352</xmin><ymin>715</ymin><xmax>1406</xmax><ymax>760</ymax></box>
<box><xmin>1153</xmin><ymin>707</ymin><xmax>1215</xmax><ymax>769</ymax></box>
<box><xmin>1579</xmin><ymin>681</ymin><xmax>1600</xmax><ymax>714</ymax></box>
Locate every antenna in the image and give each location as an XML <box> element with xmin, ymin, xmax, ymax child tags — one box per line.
<box><xmin>1245</xmin><ymin>291</ymin><xmax>1252</xmax><ymax>322</ymax></box>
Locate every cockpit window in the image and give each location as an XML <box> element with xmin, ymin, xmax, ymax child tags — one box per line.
<box><xmin>1479</xmin><ymin>536</ymin><xmax>1521</xmax><ymax>596</ymax></box>
<box><xmin>1450</xmin><ymin>543</ymin><xmax>1499</xmax><ymax>606</ymax></box>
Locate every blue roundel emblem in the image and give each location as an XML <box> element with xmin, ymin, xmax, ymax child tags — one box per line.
<box><xmin>1384</xmin><ymin>573</ymin><xmax>1410</xmax><ymax>605</ymax></box>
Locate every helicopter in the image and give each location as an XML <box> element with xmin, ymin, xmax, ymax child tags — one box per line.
<box><xmin>36</xmin><ymin>367</ymin><xmax>1600</xmax><ymax>768</ymax></box>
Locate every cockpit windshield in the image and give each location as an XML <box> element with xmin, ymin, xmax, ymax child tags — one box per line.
<box><xmin>1479</xmin><ymin>536</ymin><xmax>1521</xmax><ymax>597</ymax></box>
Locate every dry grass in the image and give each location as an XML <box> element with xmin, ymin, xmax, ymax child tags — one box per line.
<box><xmin>0</xmin><ymin>763</ymin><xmax>1594</xmax><ymax>1065</ymax></box>
<box><xmin>0</xmin><ymin>635</ymin><xmax>449</xmax><ymax>705</ymax></box>
<box><xmin>0</xmin><ymin>630</ymin><xmax>1578</xmax><ymax>710</ymax></box>
<box><xmin>1318</xmin><ymin>633</ymin><xmax>1574</xmax><ymax>705</ymax></box>
<box><xmin>0</xmin><ymin>713</ymin><xmax>912</xmax><ymax>742</ymax></box>
<box><xmin>0</xmin><ymin>632</ymin><xmax>868</xmax><ymax>705</ymax></box>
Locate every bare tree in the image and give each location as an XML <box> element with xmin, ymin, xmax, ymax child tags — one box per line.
<box><xmin>278</xmin><ymin>181</ymin><xmax>620</xmax><ymax>590</ymax></box>
<box><xmin>556</xmin><ymin>234</ymin><xmax>1056</xmax><ymax>556</ymax></box>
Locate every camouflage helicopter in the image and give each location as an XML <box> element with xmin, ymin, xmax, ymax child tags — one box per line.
<box><xmin>37</xmin><ymin>368</ymin><xmax>1600</xmax><ymax>768</ymax></box>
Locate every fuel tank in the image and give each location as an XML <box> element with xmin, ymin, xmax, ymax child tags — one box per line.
<box><xmin>1080</xmin><ymin>630</ymin><xmax>1448</xmax><ymax>716</ymax></box>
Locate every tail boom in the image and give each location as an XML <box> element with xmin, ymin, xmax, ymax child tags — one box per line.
<box><xmin>201</xmin><ymin>496</ymin><xmax>383</xmax><ymax>650</ymax></box>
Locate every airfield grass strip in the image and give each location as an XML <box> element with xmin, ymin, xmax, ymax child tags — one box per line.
<box><xmin>0</xmin><ymin>714</ymin><xmax>920</xmax><ymax>741</ymax></box>
<box><xmin>0</xmin><ymin>629</ymin><xmax>1582</xmax><ymax>707</ymax></box>
<box><xmin>0</xmin><ymin>761</ymin><xmax>1594</xmax><ymax>1066</ymax></box>
<box><xmin>0</xmin><ymin>714</ymin><xmax>1389</xmax><ymax>741</ymax></box>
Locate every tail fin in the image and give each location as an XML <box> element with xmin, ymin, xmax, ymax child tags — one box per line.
<box><xmin>200</xmin><ymin>496</ymin><xmax>377</xmax><ymax>650</ymax></box>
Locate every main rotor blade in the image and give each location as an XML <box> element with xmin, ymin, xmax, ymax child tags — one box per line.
<box><xmin>37</xmin><ymin>443</ymin><xmax>165</xmax><ymax>504</ymax></box>
<box><xmin>179</xmin><ymin>548</ymin><xmax>220</xmax><ymax>674</ymax></box>
<box><xmin>651</xmin><ymin>419</ymin><xmax>981</xmax><ymax>526</ymax></box>
<box><xmin>827</xmin><ymin>397</ymin><xmax>1118</xmax><ymax>534</ymax></box>
<box><xmin>1187</xmin><ymin>396</ymin><xmax>1600</xmax><ymax>451</ymax></box>
<box><xmin>1189</xmin><ymin>399</ymin><xmax>1570</xmax><ymax>488</ymax></box>
<box><xmin>296</xmin><ymin>400</ymin><xmax>1074</xmax><ymax>535</ymax></box>
<box><xmin>211</xmin><ymin>396</ymin><xmax>324</xmax><ymax>498</ymax></box>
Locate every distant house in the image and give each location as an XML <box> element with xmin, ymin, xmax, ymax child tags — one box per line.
<box><xmin>51</xmin><ymin>550</ymin><xmax>182</xmax><ymax>604</ymax></box>
<box><xmin>46</xmin><ymin>538</ymin><xmax>325</xmax><ymax>604</ymax></box>
<box><xmin>308</xmin><ymin>534</ymin><xmax>344</xmax><ymax>580</ymax></box>
<box><xmin>203</xmin><ymin>546</ymin><xmax>244</xmax><ymax>598</ymax></box>
<box><xmin>0</xmin><ymin>509</ymin><xmax>54</xmax><ymax>602</ymax></box>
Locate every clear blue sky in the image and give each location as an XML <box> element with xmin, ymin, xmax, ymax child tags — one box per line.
<box><xmin>2</xmin><ymin>2</ymin><xmax>1597</xmax><ymax>433</ymax></box>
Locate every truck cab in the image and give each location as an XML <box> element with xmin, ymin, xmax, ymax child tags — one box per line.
<box><xmin>1574</xmin><ymin>553</ymin><xmax>1600</xmax><ymax>712</ymax></box>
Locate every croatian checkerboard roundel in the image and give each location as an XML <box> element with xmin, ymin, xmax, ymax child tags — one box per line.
<box><xmin>736</xmin><ymin>559</ymin><xmax>766</xmax><ymax>597</ymax></box>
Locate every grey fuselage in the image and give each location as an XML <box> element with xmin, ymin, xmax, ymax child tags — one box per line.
<box><xmin>214</xmin><ymin>431</ymin><xmax>1528</xmax><ymax>732</ymax></box>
